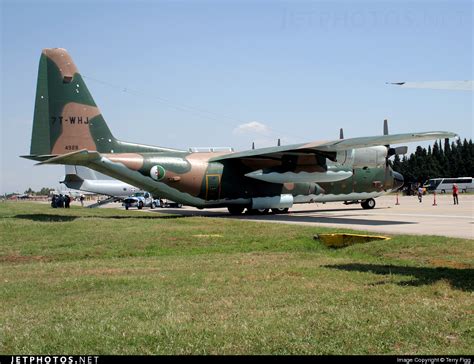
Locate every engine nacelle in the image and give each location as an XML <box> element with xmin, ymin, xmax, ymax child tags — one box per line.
<box><xmin>335</xmin><ymin>146</ymin><xmax>387</xmax><ymax>168</ymax></box>
<box><xmin>335</xmin><ymin>149</ymin><xmax>355</xmax><ymax>167</ymax></box>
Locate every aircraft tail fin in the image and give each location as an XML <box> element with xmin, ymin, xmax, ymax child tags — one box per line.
<box><xmin>28</xmin><ymin>48</ymin><xmax>117</xmax><ymax>159</ymax></box>
<box><xmin>24</xmin><ymin>48</ymin><xmax>181</xmax><ymax>162</ymax></box>
<box><xmin>62</xmin><ymin>173</ymin><xmax>84</xmax><ymax>184</ymax></box>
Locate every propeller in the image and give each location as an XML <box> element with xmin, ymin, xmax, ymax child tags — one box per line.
<box><xmin>384</xmin><ymin>119</ymin><xmax>408</xmax><ymax>162</ymax></box>
<box><xmin>382</xmin><ymin>119</ymin><xmax>407</xmax><ymax>190</ymax></box>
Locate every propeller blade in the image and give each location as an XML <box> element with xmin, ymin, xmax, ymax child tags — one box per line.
<box><xmin>384</xmin><ymin>119</ymin><xmax>390</xmax><ymax>165</ymax></box>
<box><xmin>387</xmin><ymin>146</ymin><xmax>408</xmax><ymax>157</ymax></box>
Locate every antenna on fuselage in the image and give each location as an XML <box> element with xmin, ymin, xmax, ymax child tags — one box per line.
<box><xmin>252</xmin><ymin>142</ymin><xmax>255</xmax><ymax>150</ymax></box>
<box><xmin>339</xmin><ymin>128</ymin><xmax>344</xmax><ymax>139</ymax></box>
<box><xmin>277</xmin><ymin>138</ymin><xmax>281</xmax><ymax>146</ymax></box>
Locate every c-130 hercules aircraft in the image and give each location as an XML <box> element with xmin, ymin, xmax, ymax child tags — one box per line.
<box><xmin>22</xmin><ymin>48</ymin><xmax>457</xmax><ymax>214</ymax></box>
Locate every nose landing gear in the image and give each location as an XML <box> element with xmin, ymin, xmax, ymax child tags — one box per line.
<box><xmin>361</xmin><ymin>198</ymin><xmax>376</xmax><ymax>209</ymax></box>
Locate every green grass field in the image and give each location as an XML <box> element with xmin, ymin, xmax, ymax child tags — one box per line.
<box><xmin>1</xmin><ymin>202</ymin><xmax>472</xmax><ymax>354</ymax></box>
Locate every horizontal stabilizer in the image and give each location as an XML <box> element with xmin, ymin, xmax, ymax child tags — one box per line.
<box><xmin>36</xmin><ymin>149</ymin><xmax>101</xmax><ymax>166</ymax></box>
<box><xmin>21</xmin><ymin>154</ymin><xmax>59</xmax><ymax>162</ymax></box>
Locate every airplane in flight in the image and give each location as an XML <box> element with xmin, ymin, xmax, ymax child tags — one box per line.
<box><xmin>22</xmin><ymin>48</ymin><xmax>457</xmax><ymax>215</ymax></box>
<box><xmin>388</xmin><ymin>80</ymin><xmax>473</xmax><ymax>91</ymax></box>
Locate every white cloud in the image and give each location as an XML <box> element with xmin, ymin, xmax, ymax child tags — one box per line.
<box><xmin>233</xmin><ymin>121</ymin><xmax>270</xmax><ymax>135</ymax></box>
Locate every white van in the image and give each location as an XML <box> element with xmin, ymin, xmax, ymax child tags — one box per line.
<box><xmin>423</xmin><ymin>177</ymin><xmax>474</xmax><ymax>193</ymax></box>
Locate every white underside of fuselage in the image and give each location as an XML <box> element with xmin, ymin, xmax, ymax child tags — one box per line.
<box><xmin>293</xmin><ymin>191</ymin><xmax>387</xmax><ymax>204</ymax></box>
<box><xmin>195</xmin><ymin>191</ymin><xmax>389</xmax><ymax>208</ymax></box>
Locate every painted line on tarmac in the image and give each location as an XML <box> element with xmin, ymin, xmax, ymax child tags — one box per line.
<box><xmin>355</xmin><ymin>212</ymin><xmax>472</xmax><ymax>220</ymax></box>
<box><xmin>294</xmin><ymin>211</ymin><xmax>472</xmax><ymax>220</ymax></box>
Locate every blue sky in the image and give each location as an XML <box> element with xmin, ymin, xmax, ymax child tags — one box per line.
<box><xmin>1</xmin><ymin>0</ymin><xmax>472</xmax><ymax>194</ymax></box>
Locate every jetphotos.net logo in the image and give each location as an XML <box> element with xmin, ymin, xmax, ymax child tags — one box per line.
<box><xmin>7</xmin><ymin>356</ymin><xmax>99</xmax><ymax>364</ymax></box>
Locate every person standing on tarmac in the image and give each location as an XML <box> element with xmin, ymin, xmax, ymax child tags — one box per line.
<box><xmin>64</xmin><ymin>194</ymin><xmax>71</xmax><ymax>208</ymax></box>
<box><xmin>417</xmin><ymin>186</ymin><xmax>423</xmax><ymax>203</ymax></box>
<box><xmin>452</xmin><ymin>183</ymin><xmax>459</xmax><ymax>205</ymax></box>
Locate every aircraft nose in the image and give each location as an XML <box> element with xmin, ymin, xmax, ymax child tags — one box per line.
<box><xmin>393</xmin><ymin>171</ymin><xmax>404</xmax><ymax>191</ymax></box>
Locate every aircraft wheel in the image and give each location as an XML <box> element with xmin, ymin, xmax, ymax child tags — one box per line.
<box><xmin>248</xmin><ymin>208</ymin><xmax>269</xmax><ymax>215</ymax></box>
<box><xmin>228</xmin><ymin>206</ymin><xmax>244</xmax><ymax>215</ymax></box>
<box><xmin>151</xmin><ymin>202</ymin><xmax>156</xmax><ymax>209</ymax></box>
<box><xmin>138</xmin><ymin>201</ymin><xmax>144</xmax><ymax>209</ymax></box>
<box><xmin>272</xmin><ymin>208</ymin><xmax>289</xmax><ymax>214</ymax></box>
<box><xmin>125</xmin><ymin>205</ymin><xmax>129</xmax><ymax>210</ymax></box>
<box><xmin>361</xmin><ymin>198</ymin><xmax>376</xmax><ymax>209</ymax></box>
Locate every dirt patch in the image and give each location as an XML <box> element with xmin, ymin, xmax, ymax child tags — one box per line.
<box><xmin>429</xmin><ymin>259</ymin><xmax>472</xmax><ymax>269</ymax></box>
<box><xmin>192</xmin><ymin>234</ymin><xmax>223</xmax><ymax>238</ymax></box>
<box><xmin>0</xmin><ymin>255</ymin><xmax>50</xmax><ymax>263</ymax></box>
<box><xmin>82</xmin><ymin>267</ymin><xmax>163</xmax><ymax>276</ymax></box>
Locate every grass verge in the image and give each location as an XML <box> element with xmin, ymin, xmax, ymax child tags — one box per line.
<box><xmin>1</xmin><ymin>202</ymin><xmax>472</xmax><ymax>354</ymax></box>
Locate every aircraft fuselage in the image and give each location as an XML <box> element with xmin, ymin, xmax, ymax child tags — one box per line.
<box><xmin>85</xmin><ymin>149</ymin><xmax>402</xmax><ymax>209</ymax></box>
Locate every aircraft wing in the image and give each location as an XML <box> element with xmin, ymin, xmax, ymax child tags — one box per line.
<box><xmin>210</xmin><ymin>131</ymin><xmax>458</xmax><ymax>162</ymax></box>
<box><xmin>311</xmin><ymin>131</ymin><xmax>458</xmax><ymax>151</ymax></box>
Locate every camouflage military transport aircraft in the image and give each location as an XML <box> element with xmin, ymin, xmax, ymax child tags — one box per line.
<box><xmin>22</xmin><ymin>48</ymin><xmax>458</xmax><ymax>214</ymax></box>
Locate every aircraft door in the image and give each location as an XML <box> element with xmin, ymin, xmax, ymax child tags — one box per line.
<box><xmin>206</xmin><ymin>174</ymin><xmax>221</xmax><ymax>200</ymax></box>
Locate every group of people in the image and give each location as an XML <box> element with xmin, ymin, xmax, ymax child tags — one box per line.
<box><xmin>51</xmin><ymin>194</ymin><xmax>71</xmax><ymax>208</ymax></box>
<box><xmin>417</xmin><ymin>183</ymin><xmax>459</xmax><ymax>205</ymax></box>
<box><xmin>51</xmin><ymin>194</ymin><xmax>86</xmax><ymax>208</ymax></box>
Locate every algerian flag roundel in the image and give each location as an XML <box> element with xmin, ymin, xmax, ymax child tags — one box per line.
<box><xmin>150</xmin><ymin>165</ymin><xmax>166</xmax><ymax>181</ymax></box>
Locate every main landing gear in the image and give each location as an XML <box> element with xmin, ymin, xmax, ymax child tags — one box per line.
<box><xmin>360</xmin><ymin>198</ymin><xmax>376</xmax><ymax>209</ymax></box>
<box><xmin>227</xmin><ymin>206</ymin><xmax>245</xmax><ymax>215</ymax></box>
<box><xmin>227</xmin><ymin>207</ymin><xmax>290</xmax><ymax>215</ymax></box>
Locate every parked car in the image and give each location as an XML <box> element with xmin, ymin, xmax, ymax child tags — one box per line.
<box><xmin>159</xmin><ymin>199</ymin><xmax>183</xmax><ymax>208</ymax></box>
<box><xmin>123</xmin><ymin>192</ymin><xmax>159</xmax><ymax>210</ymax></box>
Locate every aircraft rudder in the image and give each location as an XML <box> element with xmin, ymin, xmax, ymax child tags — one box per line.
<box><xmin>28</xmin><ymin>48</ymin><xmax>117</xmax><ymax>159</ymax></box>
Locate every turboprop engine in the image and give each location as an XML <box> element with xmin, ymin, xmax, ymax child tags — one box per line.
<box><xmin>334</xmin><ymin>146</ymin><xmax>388</xmax><ymax>168</ymax></box>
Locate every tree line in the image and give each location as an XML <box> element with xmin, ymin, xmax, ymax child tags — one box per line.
<box><xmin>23</xmin><ymin>187</ymin><xmax>54</xmax><ymax>196</ymax></box>
<box><xmin>391</xmin><ymin>138</ymin><xmax>474</xmax><ymax>183</ymax></box>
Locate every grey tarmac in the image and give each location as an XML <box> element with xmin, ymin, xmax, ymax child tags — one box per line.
<box><xmin>138</xmin><ymin>194</ymin><xmax>473</xmax><ymax>239</ymax></box>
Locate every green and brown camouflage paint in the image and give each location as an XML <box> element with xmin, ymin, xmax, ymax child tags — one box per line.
<box><xmin>23</xmin><ymin>48</ymin><xmax>415</xmax><ymax>209</ymax></box>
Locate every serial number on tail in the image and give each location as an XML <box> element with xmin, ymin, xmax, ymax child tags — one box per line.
<box><xmin>51</xmin><ymin>116</ymin><xmax>90</xmax><ymax>124</ymax></box>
